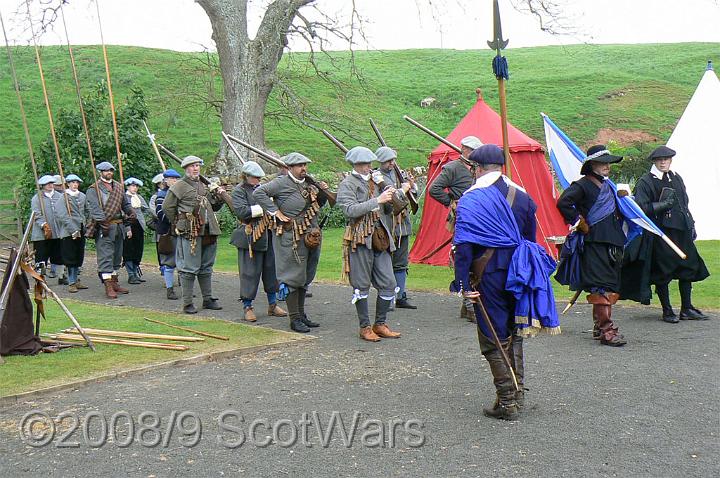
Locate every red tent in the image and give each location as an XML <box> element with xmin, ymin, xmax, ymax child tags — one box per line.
<box><xmin>409</xmin><ymin>92</ymin><xmax>567</xmax><ymax>266</ymax></box>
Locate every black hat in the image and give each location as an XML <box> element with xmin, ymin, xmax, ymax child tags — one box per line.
<box><xmin>468</xmin><ymin>144</ymin><xmax>505</xmax><ymax>165</ymax></box>
<box><xmin>647</xmin><ymin>145</ymin><xmax>676</xmax><ymax>161</ymax></box>
<box><xmin>580</xmin><ymin>144</ymin><xmax>623</xmax><ymax>175</ymax></box>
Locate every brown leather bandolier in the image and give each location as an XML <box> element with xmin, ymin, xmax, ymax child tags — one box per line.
<box><xmin>274</xmin><ymin>186</ymin><xmax>322</xmax><ymax>263</ymax></box>
<box><xmin>341</xmin><ymin>179</ymin><xmax>387</xmax><ymax>281</ymax></box>
<box><xmin>244</xmin><ymin>213</ymin><xmax>273</xmax><ymax>258</ymax></box>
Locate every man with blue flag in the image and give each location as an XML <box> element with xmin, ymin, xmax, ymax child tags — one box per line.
<box><xmin>453</xmin><ymin>145</ymin><xmax>559</xmax><ymax>421</ymax></box>
<box><xmin>556</xmin><ymin>145</ymin><xmax>628</xmax><ymax>346</ymax></box>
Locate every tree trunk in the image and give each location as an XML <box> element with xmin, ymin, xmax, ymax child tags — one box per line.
<box><xmin>197</xmin><ymin>0</ymin><xmax>312</xmax><ymax>176</ymax></box>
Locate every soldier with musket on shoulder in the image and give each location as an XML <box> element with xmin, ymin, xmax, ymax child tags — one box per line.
<box><xmin>230</xmin><ymin>161</ymin><xmax>287</xmax><ymax>322</ymax></box>
<box><xmin>556</xmin><ymin>145</ymin><xmax>628</xmax><ymax>346</ymax></box>
<box><xmin>375</xmin><ymin>146</ymin><xmax>418</xmax><ymax>310</ymax></box>
<box><xmin>162</xmin><ymin>156</ymin><xmax>225</xmax><ymax>314</ymax></box>
<box><xmin>85</xmin><ymin>161</ymin><xmax>136</xmax><ymax>299</ymax></box>
<box><xmin>253</xmin><ymin>152</ymin><xmax>327</xmax><ymax>333</ymax></box>
<box><xmin>452</xmin><ymin>145</ymin><xmax>559</xmax><ymax>421</ymax></box>
<box><xmin>622</xmin><ymin>146</ymin><xmax>709</xmax><ymax>322</ymax></box>
<box><xmin>429</xmin><ymin>135</ymin><xmax>484</xmax><ymax>321</ymax></box>
<box><xmin>338</xmin><ymin>146</ymin><xmax>402</xmax><ymax>342</ymax></box>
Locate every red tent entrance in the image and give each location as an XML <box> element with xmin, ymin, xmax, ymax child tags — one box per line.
<box><xmin>409</xmin><ymin>92</ymin><xmax>567</xmax><ymax>266</ymax></box>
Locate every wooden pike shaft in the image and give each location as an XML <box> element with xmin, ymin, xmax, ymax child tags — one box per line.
<box><xmin>661</xmin><ymin>234</ymin><xmax>686</xmax><ymax>259</ymax></box>
<box><xmin>0</xmin><ymin>12</ymin><xmax>45</xmax><ymax>219</ymax></box>
<box><xmin>497</xmin><ymin>78</ymin><xmax>512</xmax><ymax>180</ymax></box>
<box><xmin>475</xmin><ymin>292</ymin><xmax>520</xmax><ymax>392</ymax></box>
<box><xmin>38</xmin><ymin>282</ymin><xmax>96</xmax><ymax>351</ymax></box>
<box><xmin>143</xmin><ymin>120</ymin><xmax>167</xmax><ymax>170</ymax></box>
<box><xmin>62</xmin><ymin>327</ymin><xmax>204</xmax><ymax>342</ymax></box>
<box><xmin>46</xmin><ymin>334</ymin><xmax>188</xmax><ymax>351</ymax></box>
<box><xmin>144</xmin><ymin>318</ymin><xmax>230</xmax><ymax>340</ymax></box>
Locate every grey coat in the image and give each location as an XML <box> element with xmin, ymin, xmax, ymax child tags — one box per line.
<box><xmin>337</xmin><ymin>173</ymin><xmax>396</xmax><ymax>253</ymax></box>
<box><xmin>379</xmin><ymin>167</ymin><xmax>414</xmax><ymax>237</ymax></box>
<box><xmin>85</xmin><ymin>181</ymin><xmax>134</xmax><ymax>224</ymax></box>
<box><xmin>56</xmin><ymin>191</ymin><xmax>86</xmax><ymax>238</ymax></box>
<box><xmin>230</xmin><ymin>182</ymin><xmax>269</xmax><ymax>251</ymax></box>
<box><xmin>149</xmin><ymin>192</ymin><xmax>159</xmax><ymax>242</ymax></box>
<box><xmin>429</xmin><ymin>159</ymin><xmax>473</xmax><ymax>207</ymax></box>
<box><xmin>31</xmin><ymin>191</ymin><xmax>64</xmax><ymax>241</ymax></box>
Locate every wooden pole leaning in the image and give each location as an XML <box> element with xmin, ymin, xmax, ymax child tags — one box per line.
<box><xmin>0</xmin><ymin>12</ymin><xmax>45</xmax><ymax>219</ymax></box>
<box><xmin>95</xmin><ymin>0</ymin><xmax>124</xmax><ymax>184</ymax></box>
<box><xmin>143</xmin><ymin>120</ymin><xmax>167</xmax><ymax>170</ymax></box>
<box><xmin>59</xmin><ymin>3</ymin><xmax>103</xmax><ymax>208</ymax></box>
<box><xmin>144</xmin><ymin>317</ymin><xmax>229</xmax><ymax>341</ymax></box>
<box><xmin>25</xmin><ymin>1</ymin><xmax>72</xmax><ymax>215</ymax></box>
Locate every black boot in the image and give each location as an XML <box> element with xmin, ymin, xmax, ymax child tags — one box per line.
<box><xmin>198</xmin><ymin>274</ymin><xmax>222</xmax><ymax>310</ymax></box>
<box><xmin>181</xmin><ymin>273</ymin><xmax>197</xmax><ymax>314</ymax></box>
<box><xmin>395</xmin><ymin>292</ymin><xmax>417</xmax><ymax>310</ymax></box>
<box><xmin>287</xmin><ymin>289</ymin><xmax>310</xmax><ymax>333</ymax></box>
<box><xmin>678</xmin><ymin>280</ymin><xmax>708</xmax><ymax>320</ymax></box>
<box><xmin>298</xmin><ymin>287</ymin><xmax>319</xmax><ymax>327</ymax></box>
<box><xmin>166</xmin><ymin>287</ymin><xmax>178</xmax><ymax>300</ymax></box>
<box><xmin>509</xmin><ymin>335</ymin><xmax>526</xmax><ymax>409</ymax></box>
<box><xmin>656</xmin><ymin>283</ymin><xmax>678</xmax><ymax>323</ymax></box>
<box><xmin>477</xmin><ymin>332</ymin><xmax>519</xmax><ymax>421</ymax></box>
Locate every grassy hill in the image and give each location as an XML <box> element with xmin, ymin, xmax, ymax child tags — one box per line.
<box><xmin>0</xmin><ymin>42</ymin><xmax>716</xmax><ymax>191</ymax></box>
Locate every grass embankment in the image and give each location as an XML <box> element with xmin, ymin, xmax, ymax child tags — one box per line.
<box><xmin>0</xmin><ymin>299</ymin><xmax>299</xmax><ymax>398</ymax></box>
<box><xmin>1</xmin><ymin>43</ymin><xmax>717</xmax><ymax>197</ymax></box>
<box><xmin>143</xmin><ymin>230</ymin><xmax>719</xmax><ymax>311</ymax></box>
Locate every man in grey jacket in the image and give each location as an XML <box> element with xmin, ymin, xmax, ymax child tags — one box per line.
<box><xmin>337</xmin><ymin>146</ymin><xmax>400</xmax><ymax>342</ymax></box>
<box><xmin>253</xmin><ymin>152</ymin><xmax>328</xmax><ymax>333</ymax></box>
<box><xmin>230</xmin><ymin>161</ymin><xmax>287</xmax><ymax>322</ymax></box>
<box><xmin>56</xmin><ymin>174</ymin><xmax>87</xmax><ymax>293</ymax></box>
<box><xmin>31</xmin><ymin>174</ymin><xmax>64</xmax><ymax>272</ymax></box>
<box><xmin>376</xmin><ymin>146</ymin><xmax>417</xmax><ymax>310</ymax></box>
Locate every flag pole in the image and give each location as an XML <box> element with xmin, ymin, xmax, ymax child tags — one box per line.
<box><xmin>487</xmin><ymin>0</ymin><xmax>512</xmax><ymax>179</ymax></box>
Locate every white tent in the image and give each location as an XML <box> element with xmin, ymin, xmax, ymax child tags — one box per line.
<box><xmin>667</xmin><ymin>61</ymin><xmax>720</xmax><ymax>240</ymax></box>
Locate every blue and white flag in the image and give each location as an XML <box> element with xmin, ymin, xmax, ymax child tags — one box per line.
<box><xmin>541</xmin><ymin>113</ymin><xmax>665</xmax><ymax>243</ymax></box>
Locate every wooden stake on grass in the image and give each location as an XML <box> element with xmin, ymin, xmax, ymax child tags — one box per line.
<box><xmin>144</xmin><ymin>317</ymin><xmax>230</xmax><ymax>341</ymax></box>
<box><xmin>44</xmin><ymin>333</ymin><xmax>189</xmax><ymax>351</ymax></box>
<box><xmin>61</xmin><ymin>327</ymin><xmax>204</xmax><ymax>342</ymax></box>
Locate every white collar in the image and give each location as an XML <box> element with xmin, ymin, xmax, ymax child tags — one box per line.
<box><xmin>650</xmin><ymin>164</ymin><xmax>672</xmax><ymax>181</ymax></box>
<box><xmin>43</xmin><ymin>191</ymin><xmax>54</xmax><ymax>198</ymax></box>
<box><xmin>352</xmin><ymin>171</ymin><xmax>371</xmax><ymax>181</ymax></box>
<box><xmin>465</xmin><ymin>171</ymin><xmax>526</xmax><ymax>194</ymax></box>
<box><xmin>288</xmin><ymin>171</ymin><xmax>305</xmax><ymax>184</ymax></box>
<box><xmin>66</xmin><ymin>189</ymin><xmax>80</xmax><ymax>197</ymax></box>
<box><xmin>100</xmin><ymin>177</ymin><xmax>113</xmax><ymax>184</ymax></box>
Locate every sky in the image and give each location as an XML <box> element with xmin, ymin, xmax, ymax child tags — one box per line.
<box><xmin>1</xmin><ymin>0</ymin><xmax>719</xmax><ymax>53</ymax></box>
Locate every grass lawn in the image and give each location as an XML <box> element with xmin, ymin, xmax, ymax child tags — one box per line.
<box><xmin>143</xmin><ymin>230</ymin><xmax>719</xmax><ymax>311</ymax></box>
<box><xmin>0</xmin><ymin>299</ymin><xmax>299</xmax><ymax>398</ymax></box>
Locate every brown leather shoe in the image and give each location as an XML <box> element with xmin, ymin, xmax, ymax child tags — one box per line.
<box><xmin>359</xmin><ymin>326</ymin><xmax>381</xmax><ymax>342</ymax></box>
<box><xmin>372</xmin><ymin>323</ymin><xmax>401</xmax><ymax>338</ymax></box>
<box><xmin>104</xmin><ymin>280</ymin><xmax>118</xmax><ymax>299</ymax></box>
<box><xmin>268</xmin><ymin>303</ymin><xmax>288</xmax><ymax>317</ymax></box>
<box><xmin>75</xmin><ymin>281</ymin><xmax>88</xmax><ymax>290</ymax></box>
<box><xmin>68</xmin><ymin>284</ymin><xmax>79</xmax><ymax>293</ymax></box>
<box><xmin>111</xmin><ymin>276</ymin><xmax>129</xmax><ymax>294</ymax></box>
<box><xmin>244</xmin><ymin>307</ymin><xmax>257</xmax><ymax>322</ymax></box>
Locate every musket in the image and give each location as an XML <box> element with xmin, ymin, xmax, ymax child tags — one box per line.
<box><xmin>221</xmin><ymin>131</ymin><xmax>246</xmax><ymax>166</ymax></box>
<box><xmin>143</xmin><ymin>120</ymin><xmax>167</xmax><ymax>171</ymax></box>
<box><xmin>488</xmin><ymin>0</ymin><xmax>512</xmax><ymax>178</ymax></box>
<box><xmin>156</xmin><ymin>143</ymin><xmax>234</xmax><ymax>209</ymax></box>
<box><xmin>369</xmin><ymin>118</ymin><xmax>419</xmax><ymax>214</ymax></box>
<box><xmin>403</xmin><ymin>115</ymin><xmax>462</xmax><ymax>154</ymax></box>
<box><xmin>224</xmin><ymin>134</ymin><xmax>337</xmax><ymax>207</ymax></box>
<box><xmin>321</xmin><ymin>129</ymin><xmax>349</xmax><ymax>154</ymax></box>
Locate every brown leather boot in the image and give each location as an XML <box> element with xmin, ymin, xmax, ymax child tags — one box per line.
<box><xmin>244</xmin><ymin>307</ymin><xmax>257</xmax><ymax>322</ymax></box>
<box><xmin>75</xmin><ymin>281</ymin><xmax>88</xmax><ymax>290</ymax></box>
<box><xmin>268</xmin><ymin>303</ymin><xmax>288</xmax><ymax>317</ymax></box>
<box><xmin>111</xmin><ymin>275</ymin><xmax>129</xmax><ymax>294</ymax></box>
<box><xmin>588</xmin><ymin>293</ymin><xmax>626</xmax><ymax>346</ymax></box>
<box><xmin>360</xmin><ymin>326</ymin><xmax>381</xmax><ymax>342</ymax></box>
<box><xmin>68</xmin><ymin>283</ymin><xmax>79</xmax><ymax>293</ymax></box>
<box><xmin>482</xmin><ymin>347</ymin><xmax>519</xmax><ymax>421</ymax></box>
<box><xmin>104</xmin><ymin>280</ymin><xmax>118</xmax><ymax>299</ymax></box>
<box><xmin>372</xmin><ymin>323</ymin><xmax>401</xmax><ymax>338</ymax></box>
<box><xmin>509</xmin><ymin>336</ymin><xmax>526</xmax><ymax>409</ymax></box>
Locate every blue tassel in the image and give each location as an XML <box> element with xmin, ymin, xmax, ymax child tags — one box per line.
<box><xmin>492</xmin><ymin>55</ymin><xmax>509</xmax><ymax>80</ymax></box>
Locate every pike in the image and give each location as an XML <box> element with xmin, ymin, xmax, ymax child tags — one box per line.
<box><xmin>224</xmin><ymin>133</ymin><xmax>337</xmax><ymax>207</ymax></box>
<box><xmin>487</xmin><ymin>0</ymin><xmax>512</xmax><ymax>178</ymax></box>
<box><xmin>143</xmin><ymin>120</ymin><xmax>167</xmax><ymax>170</ymax></box>
<box><xmin>156</xmin><ymin>143</ymin><xmax>234</xmax><ymax>209</ymax></box>
<box><xmin>369</xmin><ymin>118</ymin><xmax>419</xmax><ymax>214</ymax></box>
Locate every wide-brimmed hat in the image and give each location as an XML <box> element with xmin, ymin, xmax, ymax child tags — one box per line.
<box><xmin>647</xmin><ymin>145</ymin><xmax>676</xmax><ymax>161</ymax></box>
<box><xmin>580</xmin><ymin>145</ymin><xmax>623</xmax><ymax>175</ymax></box>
